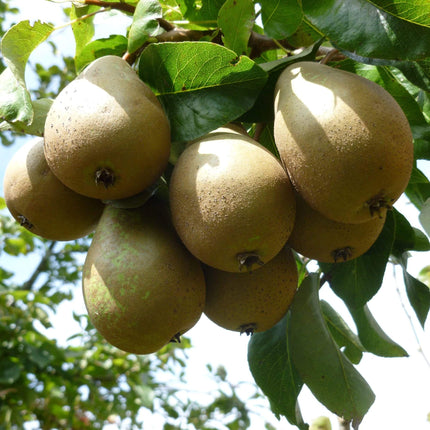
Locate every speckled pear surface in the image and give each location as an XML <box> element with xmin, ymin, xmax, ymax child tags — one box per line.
<box><xmin>44</xmin><ymin>55</ymin><xmax>171</xmax><ymax>200</ymax></box>
<box><xmin>274</xmin><ymin>61</ymin><xmax>413</xmax><ymax>224</ymax></box>
<box><xmin>82</xmin><ymin>199</ymin><xmax>206</xmax><ymax>354</ymax></box>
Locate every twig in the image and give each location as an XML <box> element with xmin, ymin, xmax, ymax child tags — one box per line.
<box><xmin>20</xmin><ymin>241</ymin><xmax>57</xmax><ymax>291</ymax></box>
<box><xmin>253</xmin><ymin>123</ymin><xmax>266</xmax><ymax>142</ymax></box>
<box><xmin>83</xmin><ymin>0</ymin><xmax>135</xmax><ymax>13</ymax></box>
<box><xmin>318</xmin><ymin>47</ymin><xmax>345</xmax><ymax>63</ymax></box>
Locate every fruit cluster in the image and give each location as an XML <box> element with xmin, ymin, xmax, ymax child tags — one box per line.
<box><xmin>3</xmin><ymin>56</ymin><xmax>414</xmax><ymax>355</ymax></box>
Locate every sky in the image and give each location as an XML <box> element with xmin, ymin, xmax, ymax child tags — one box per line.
<box><xmin>1</xmin><ymin>1</ymin><xmax>430</xmax><ymax>429</ymax></box>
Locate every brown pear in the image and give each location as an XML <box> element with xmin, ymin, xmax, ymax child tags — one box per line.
<box><xmin>274</xmin><ymin>61</ymin><xmax>413</xmax><ymax>224</ymax></box>
<box><xmin>44</xmin><ymin>55</ymin><xmax>171</xmax><ymax>200</ymax></box>
<box><xmin>169</xmin><ymin>129</ymin><xmax>296</xmax><ymax>273</ymax></box>
<box><xmin>3</xmin><ymin>138</ymin><xmax>103</xmax><ymax>241</ymax></box>
<box><xmin>287</xmin><ymin>192</ymin><xmax>386</xmax><ymax>263</ymax></box>
<box><xmin>82</xmin><ymin>198</ymin><xmax>206</xmax><ymax>355</ymax></box>
<box><xmin>203</xmin><ymin>246</ymin><xmax>298</xmax><ymax>334</ymax></box>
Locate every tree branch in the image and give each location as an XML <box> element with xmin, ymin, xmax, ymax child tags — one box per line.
<box><xmin>20</xmin><ymin>241</ymin><xmax>57</xmax><ymax>291</ymax></box>
<box><xmin>83</xmin><ymin>0</ymin><xmax>135</xmax><ymax>13</ymax></box>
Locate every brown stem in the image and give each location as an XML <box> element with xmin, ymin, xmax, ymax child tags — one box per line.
<box><xmin>84</xmin><ymin>0</ymin><xmax>135</xmax><ymax>13</ymax></box>
<box><xmin>318</xmin><ymin>47</ymin><xmax>346</xmax><ymax>63</ymax></box>
<box><xmin>248</xmin><ymin>32</ymin><xmax>295</xmax><ymax>59</ymax></box>
<box><xmin>253</xmin><ymin>123</ymin><xmax>266</xmax><ymax>142</ymax></box>
<box><xmin>124</xmin><ymin>27</ymin><xmax>215</xmax><ymax>65</ymax></box>
<box><xmin>82</xmin><ymin>1</ymin><xmax>315</xmax><ymax>63</ymax></box>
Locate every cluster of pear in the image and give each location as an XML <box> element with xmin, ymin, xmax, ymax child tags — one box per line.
<box><xmin>3</xmin><ymin>56</ymin><xmax>414</xmax><ymax>355</ymax></box>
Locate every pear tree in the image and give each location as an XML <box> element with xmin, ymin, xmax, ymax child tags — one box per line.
<box><xmin>1</xmin><ymin>1</ymin><xmax>430</xmax><ymax>429</ymax></box>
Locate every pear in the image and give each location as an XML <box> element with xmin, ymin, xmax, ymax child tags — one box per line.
<box><xmin>203</xmin><ymin>246</ymin><xmax>298</xmax><ymax>334</ymax></box>
<box><xmin>82</xmin><ymin>198</ymin><xmax>206</xmax><ymax>355</ymax></box>
<box><xmin>287</xmin><ymin>192</ymin><xmax>386</xmax><ymax>263</ymax></box>
<box><xmin>310</xmin><ymin>416</ymin><xmax>332</xmax><ymax>430</ymax></box>
<box><xmin>274</xmin><ymin>61</ymin><xmax>414</xmax><ymax>224</ymax></box>
<box><xmin>3</xmin><ymin>138</ymin><xmax>103</xmax><ymax>241</ymax></box>
<box><xmin>44</xmin><ymin>55</ymin><xmax>171</xmax><ymax>200</ymax></box>
<box><xmin>169</xmin><ymin>129</ymin><xmax>296</xmax><ymax>272</ymax></box>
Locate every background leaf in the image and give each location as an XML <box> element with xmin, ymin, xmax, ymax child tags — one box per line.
<box><xmin>218</xmin><ymin>0</ymin><xmax>255</xmax><ymax>56</ymax></box>
<box><xmin>75</xmin><ymin>35</ymin><xmax>128</xmax><ymax>72</ymax></box>
<box><xmin>349</xmin><ymin>305</ymin><xmax>408</xmax><ymax>357</ymax></box>
<box><xmin>419</xmin><ymin>197</ymin><xmax>430</xmax><ymax>237</ymax></box>
<box><xmin>1</xmin><ymin>20</ymin><xmax>54</xmax><ymax>86</ymax></box>
<box><xmin>248</xmin><ymin>314</ymin><xmax>305</xmax><ymax>428</ymax></box>
<box><xmin>128</xmin><ymin>0</ymin><xmax>163</xmax><ymax>54</ymax></box>
<box><xmin>320</xmin><ymin>300</ymin><xmax>364</xmax><ymax>364</ymax></box>
<box><xmin>139</xmin><ymin>41</ymin><xmax>267</xmax><ymax>141</ymax></box>
<box><xmin>402</xmin><ymin>263</ymin><xmax>430</xmax><ymax>327</ymax></box>
<box><xmin>0</xmin><ymin>20</ymin><xmax>54</xmax><ymax>124</ymax></box>
<box><xmin>302</xmin><ymin>0</ymin><xmax>430</xmax><ymax>61</ymax></box>
<box><xmin>289</xmin><ymin>274</ymin><xmax>375</xmax><ymax>425</ymax></box>
<box><xmin>258</xmin><ymin>0</ymin><xmax>303</xmax><ymax>40</ymax></box>
<box><xmin>70</xmin><ymin>4</ymin><xmax>98</xmax><ymax>72</ymax></box>
<box><xmin>366</xmin><ymin>0</ymin><xmax>430</xmax><ymax>28</ymax></box>
<box><xmin>2</xmin><ymin>98</ymin><xmax>53</xmax><ymax>136</ymax></box>
<box><xmin>0</xmin><ymin>67</ymin><xmax>32</xmax><ymax>123</ymax></box>
<box><xmin>319</xmin><ymin>211</ymin><xmax>395</xmax><ymax>309</ymax></box>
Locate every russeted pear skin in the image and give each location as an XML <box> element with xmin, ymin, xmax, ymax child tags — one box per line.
<box><xmin>274</xmin><ymin>61</ymin><xmax>414</xmax><ymax>224</ymax></box>
<box><xmin>203</xmin><ymin>246</ymin><xmax>298</xmax><ymax>334</ymax></box>
<box><xmin>169</xmin><ymin>130</ymin><xmax>296</xmax><ymax>272</ymax></box>
<box><xmin>44</xmin><ymin>55</ymin><xmax>171</xmax><ymax>200</ymax></box>
<box><xmin>287</xmin><ymin>192</ymin><xmax>386</xmax><ymax>263</ymax></box>
<box><xmin>82</xmin><ymin>199</ymin><xmax>206</xmax><ymax>355</ymax></box>
<box><xmin>3</xmin><ymin>138</ymin><xmax>103</xmax><ymax>241</ymax></box>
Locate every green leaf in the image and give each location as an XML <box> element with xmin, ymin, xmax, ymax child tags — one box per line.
<box><xmin>0</xmin><ymin>20</ymin><xmax>54</xmax><ymax>124</ymax></box>
<box><xmin>70</xmin><ymin>4</ymin><xmax>98</xmax><ymax>71</ymax></box>
<box><xmin>406</xmin><ymin>180</ymin><xmax>430</xmax><ymax>210</ymax></box>
<box><xmin>3</xmin><ymin>98</ymin><xmax>53</xmax><ymax>136</ymax></box>
<box><xmin>182</xmin><ymin>0</ymin><xmax>225</xmax><ymax>25</ymax></box>
<box><xmin>319</xmin><ymin>211</ymin><xmax>395</xmax><ymax>309</ymax></box>
<box><xmin>419</xmin><ymin>198</ymin><xmax>430</xmax><ymax>237</ymax></box>
<box><xmin>391</xmin><ymin>208</ymin><xmax>430</xmax><ymax>256</ymax></box>
<box><xmin>75</xmin><ymin>35</ymin><xmax>128</xmax><ymax>72</ymax></box>
<box><xmin>320</xmin><ymin>300</ymin><xmax>364</xmax><ymax>364</ymax></box>
<box><xmin>128</xmin><ymin>0</ymin><xmax>163</xmax><ymax>54</ymax></box>
<box><xmin>412</xmin><ymin>227</ymin><xmax>430</xmax><ymax>251</ymax></box>
<box><xmin>0</xmin><ymin>359</ymin><xmax>21</xmax><ymax>385</ymax></box>
<box><xmin>349</xmin><ymin>305</ymin><xmax>408</xmax><ymax>357</ymax></box>
<box><xmin>26</xmin><ymin>344</ymin><xmax>53</xmax><ymax>369</ymax></box>
<box><xmin>218</xmin><ymin>0</ymin><xmax>255</xmax><ymax>56</ymax></box>
<box><xmin>402</xmin><ymin>263</ymin><xmax>430</xmax><ymax>328</ymax></box>
<box><xmin>248</xmin><ymin>314</ymin><xmax>305</xmax><ymax>428</ymax></box>
<box><xmin>139</xmin><ymin>42</ymin><xmax>267</xmax><ymax>141</ymax></box>
<box><xmin>258</xmin><ymin>0</ymin><xmax>303</xmax><ymax>39</ymax></box>
<box><xmin>0</xmin><ymin>67</ymin><xmax>32</xmax><ymax>123</ymax></box>
<box><xmin>289</xmin><ymin>274</ymin><xmax>375</xmax><ymax>425</ymax></box>
<box><xmin>4</xmin><ymin>237</ymin><xmax>30</xmax><ymax>256</ymax></box>
<box><xmin>302</xmin><ymin>0</ymin><xmax>430</xmax><ymax>61</ymax></box>
<box><xmin>240</xmin><ymin>40</ymin><xmax>322</xmax><ymax>122</ymax></box>
<box><xmin>1</xmin><ymin>20</ymin><xmax>55</xmax><ymax>87</ymax></box>
<box><xmin>414</xmin><ymin>139</ymin><xmax>430</xmax><ymax>160</ymax></box>
<box><xmin>366</xmin><ymin>0</ymin><xmax>430</xmax><ymax>28</ymax></box>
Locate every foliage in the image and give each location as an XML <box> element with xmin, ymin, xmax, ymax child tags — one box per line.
<box><xmin>1</xmin><ymin>0</ymin><xmax>430</xmax><ymax>429</ymax></box>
